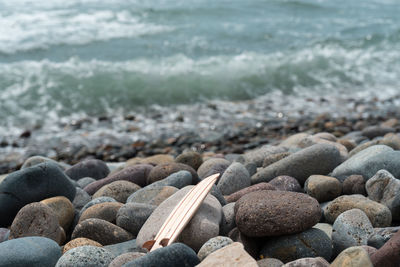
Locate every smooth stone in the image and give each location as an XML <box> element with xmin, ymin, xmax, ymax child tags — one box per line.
<box><xmin>21</xmin><ymin>156</ymin><xmax>66</xmax><ymax>170</ymax></box>
<box><xmin>279</xmin><ymin>133</ymin><xmax>311</xmax><ymax>148</ymax></box>
<box><xmin>147</xmin><ymin>163</ymin><xmax>198</xmax><ymax>184</ymax></box>
<box><xmin>362</xmin><ymin>125</ymin><xmax>395</xmax><ymax>139</ymax></box>
<box><xmin>73</xmin><ymin>187</ymin><xmax>91</xmax><ymax>210</ymax></box>
<box><xmin>314</xmin><ymin>132</ymin><xmax>337</xmax><ymax>142</ymax></box>
<box><xmin>79</xmin><ymin>202</ymin><xmax>123</xmax><ymax>224</ymax></box>
<box><xmin>252</xmin><ymin>144</ymin><xmax>342</xmax><ymax>185</ymax></box>
<box><xmin>175</xmin><ymin>151</ymin><xmax>203</xmax><ymax>170</ymax></box>
<box><xmin>225</xmin><ymin>182</ymin><xmax>275</xmax><ymax>203</ymax></box>
<box><xmin>126</xmin><ymin>186</ymin><xmax>178</xmax><ymax>206</ymax></box>
<box><xmin>210</xmin><ymin>185</ymin><xmax>227</xmax><ymax>206</ymax></box>
<box><xmin>197</xmin><ymin>158</ymin><xmax>231</xmax><ymax>180</ymax></box>
<box><xmin>106</xmin><ymin>162</ymin><xmax>127</xmax><ymax>174</ymax></box>
<box><xmin>63</xmin><ymin>238</ymin><xmax>102</xmax><ymax>253</ymax></box>
<box><xmin>136</xmin><ymin>186</ymin><xmax>222</xmax><ymax>252</ymax></box>
<box><xmin>9</xmin><ymin>202</ymin><xmax>63</xmax><ymax>244</ymax></box>
<box><xmin>342</xmin><ymin>175</ymin><xmax>366</xmax><ymax>195</ymax></box>
<box><xmin>93</xmin><ymin>180</ymin><xmax>141</xmax><ymax>203</ymax></box>
<box><xmin>244</xmin><ymin>162</ymin><xmax>257</xmax><ymax>176</ymax></box>
<box><xmin>235</xmin><ymin>191</ymin><xmax>321</xmax><ymax>237</ymax></box>
<box><xmin>304</xmin><ymin>175</ymin><xmax>342</xmax><ymax>202</ymax></box>
<box><xmin>56</xmin><ymin>245</ymin><xmax>114</xmax><ymax>267</ymax></box>
<box><xmin>103</xmin><ymin>239</ymin><xmax>142</xmax><ymax>257</ymax></box>
<box><xmin>197</xmin><ymin>236</ymin><xmax>233</xmax><ymax>261</ymax></box>
<box><xmin>332</xmin><ymin>209</ymin><xmax>374</xmax><ymax>255</ymax></box>
<box><xmin>72</xmin><ymin>218</ymin><xmax>133</xmax><ymax>245</ymax></box>
<box><xmin>220</xmin><ymin>203</ymin><xmax>236</xmax><ymax>235</ymax></box>
<box><xmin>0</xmin><ymin>162</ymin><xmax>76</xmax><ymax>227</ymax></box>
<box><xmin>84</xmin><ymin>164</ymin><xmax>153</xmax><ymax>195</ymax></box>
<box><xmin>330</xmin><ymin>246</ymin><xmax>373</xmax><ymax>267</ymax></box>
<box><xmin>227</xmin><ymin>227</ymin><xmax>259</xmax><ymax>258</ymax></box>
<box><xmin>116</xmin><ymin>202</ymin><xmax>156</xmax><ymax>236</ymax></box>
<box><xmin>313</xmin><ymin>223</ymin><xmax>333</xmax><ymax>239</ymax></box>
<box><xmin>109</xmin><ymin>252</ymin><xmax>146</xmax><ymax>267</ymax></box>
<box><xmin>366</xmin><ymin>169</ymin><xmax>400</xmax><ymax>220</ymax></box>
<box><xmin>296</xmin><ymin>136</ymin><xmax>348</xmax><ymax>162</ymax></box>
<box><xmin>65</xmin><ymin>159</ymin><xmax>110</xmax><ymax>181</ymax></box>
<box><xmin>197</xmin><ymin>242</ymin><xmax>257</xmax><ymax>267</ymax></box>
<box><xmin>145</xmin><ymin>170</ymin><xmax>192</xmax><ymax>190</ymax></box>
<box><xmin>260</xmin><ymin>228</ymin><xmax>332</xmax><ymax>263</ymax></box>
<box><xmin>123</xmin><ymin>243</ymin><xmax>199</xmax><ymax>267</ymax></box>
<box><xmin>0</xmin><ymin>228</ymin><xmax>10</xmax><ymax>243</ymax></box>
<box><xmin>282</xmin><ymin>257</ymin><xmax>329</xmax><ymax>267</ymax></box>
<box><xmin>41</xmin><ymin>196</ymin><xmax>74</xmax><ymax>231</ymax></box>
<box><xmin>262</xmin><ymin>152</ymin><xmax>291</xmax><ymax>168</ymax></box>
<box><xmin>324</xmin><ymin>195</ymin><xmax>392</xmax><ymax>227</ymax></box>
<box><xmin>77</xmin><ymin>177</ymin><xmax>96</xmax><ymax>188</ymax></box>
<box><xmin>362</xmin><ymin>245</ymin><xmax>378</xmax><ymax>257</ymax></box>
<box><xmin>243</xmin><ymin>145</ymin><xmax>288</xmax><ymax>167</ymax></box>
<box><xmin>370</xmin><ymin>230</ymin><xmax>400</xmax><ymax>267</ymax></box>
<box><xmin>126</xmin><ymin>154</ymin><xmax>174</xmax><ymax>167</ymax></box>
<box><xmin>217</xmin><ymin>162</ymin><xmax>250</xmax><ymax>195</ymax></box>
<box><xmin>367</xmin><ymin>226</ymin><xmax>400</xmax><ymax>249</ymax></box>
<box><xmin>0</xmin><ymin>236</ymin><xmax>61</xmax><ymax>267</ymax></box>
<box><xmin>257</xmin><ymin>258</ymin><xmax>284</xmax><ymax>267</ymax></box>
<box><xmin>268</xmin><ymin>176</ymin><xmax>302</xmax><ymax>192</ymax></box>
<box><xmin>79</xmin><ymin>197</ymin><xmax>117</xmax><ymax>217</ymax></box>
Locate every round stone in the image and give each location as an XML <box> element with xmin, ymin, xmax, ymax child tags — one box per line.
<box><xmin>92</xmin><ymin>180</ymin><xmax>141</xmax><ymax>203</ymax></box>
<box><xmin>269</xmin><ymin>176</ymin><xmax>302</xmax><ymax>192</ymax></box>
<box><xmin>77</xmin><ymin>177</ymin><xmax>96</xmax><ymax>188</ymax></box>
<box><xmin>41</xmin><ymin>196</ymin><xmax>75</xmax><ymax>231</ymax></box>
<box><xmin>304</xmin><ymin>175</ymin><xmax>342</xmax><ymax>202</ymax></box>
<box><xmin>342</xmin><ymin>175</ymin><xmax>366</xmax><ymax>195</ymax></box>
<box><xmin>127</xmin><ymin>186</ymin><xmax>178</xmax><ymax>206</ymax></box>
<box><xmin>65</xmin><ymin>159</ymin><xmax>110</xmax><ymax>181</ymax></box>
<box><xmin>217</xmin><ymin>162</ymin><xmax>251</xmax><ymax>195</ymax></box>
<box><xmin>197</xmin><ymin>158</ymin><xmax>231</xmax><ymax>180</ymax></box>
<box><xmin>116</xmin><ymin>202</ymin><xmax>156</xmax><ymax>236</ymax></box>
<box><xmin>79</xmin><ymin>202</ymin><xmax>123</xmax><ymax>224</ymax></box>
<box><xmin>331</xmin><ymin>246</ymin><xmax>373</xmax><ymax>267</ymax></box>
<box><xmin>79</xmin><ymin>197</ymin><xmax>117</xmax><ymax>217</ymax></box>
<box><xmin>225</xmin><ymin>182</ymin><xmax>276</xmax><ymax>203</ymax></box>
<box><xmin>175</xmin><ymin>151</ymin><xmax>203</xmax><ymax>170</ymax></box>
<box><xmin>147</xmin><ymin>163</ymin><xmax>198</xmax><ymax>184</ymax></box>
<box><xmin>56</xmin><ymin>245</ymin><xmax>114</xmax><ymax>267</ymax></box>
<box><xmin>63</xmin><ymin>238</ymin><xmax>102</xmax><ymax>254</ymax></box>
<box><xmin>109</xmin><ymin>252</ymin><xmax>146</xmax><ymax>267</ymax></box>
<box><xmin>197</xmin><ymin>236</ymin><xmax>233</xmax><ymax>261</ymax></box>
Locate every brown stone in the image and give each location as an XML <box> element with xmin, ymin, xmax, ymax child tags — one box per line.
<box><xmin>147</xmin><ymin>163</ymin><xmax>198</xmax><ymax>184</ymax></box>
<box><xmin>370</xmin><ymin>230</ymin><xmax>400</xmax><ymax>267</ymax></box>
<box><xmin>41</xmin><ymin>196</ymin><xmax>75</xmax><ymax>231</ymax></box>
<box><xmin>63</xmin><ymin>237</ymin><xmax>102</xmax><ymax>254</ymax></box>
<box><xmin>304</xmin><ymin>175</ymin><xmax>342</xmax><ymax>202</ymax></box>
<box><xmin>175</xmin><ymin>151</ymin><xmax>203</xmax><ymax>170</ymax></box>
<box><xmin>342</xmin><ymin>175</ymin><xmax>366</xmax><ymax>195</ymax></box>
<box><xmin>92</xmin><ymin>180</ymin><xmax>141</xmax><ymax>203</ymax></box>
<box><xmin>197</xmin><ymin>158</ymin><xmax>230</xmax><ymax>180</ymax></box>
<box><xmin>262</xmin><ymin>152</ymin><xmax>291</xmax><ymax>168</ymax></box>
<box><xmin>269</xmin><ymin>176</ymin><xmax>302</xmax><ymax>192</ymax></box>
<box><xmin>79</xmin><ymin>202</ymin><xmax>123</xmax><ymax>224</ymax></box>
<box><xmin>126</xmin><ymin>154</ymin><xmax>174</xmax><ymax>167</ymax></box>
<box><xmin>225</xmin><ymin>182</ymin><xmax>276</xmax><ymax>203</ymax></box>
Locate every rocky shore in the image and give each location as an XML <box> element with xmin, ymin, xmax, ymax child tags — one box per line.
<box><xmin>1</xmin><ymin>107</ymin><xmax>400</xmax><ymax>266</ymax></box>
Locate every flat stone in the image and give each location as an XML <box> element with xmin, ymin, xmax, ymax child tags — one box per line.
<box><xmin>93</xmin><ymin>180</ymin><xmax>141</xmax><ymax>203</ymax></box>
<box><xmin>197</xmin><ymin>158</ymin><xmax>230</xmax><ymax>179</ymax></box>
<box><xmin>304</xmin><ymin>175</ymin><xmax>342</xmax><ymax>202</ymax></box>
<box><xmin>63</xmin><ymin>238</ymin><xmax>102</xmax><ymax>254</ymax></box>
<box><xmin>220</xmin><ymin>203</ymin><xmax>236</xmax><ymax>235</ymax></box>
<box><xmin>126</xmin><ymin>186</ymin><xmax>178</xmax><ymax>206</ymax></box>
<box><xmin>66</xmin><ymin>159</ymin><xmax>110</xmax><ymax>180</ymax></box>
<box><xmin>175</xmin><ymin>151</ymin><xmax>203</xmax><ymax>170</ymax></box>
<box><xmin>41</xmin><ymin>196</ymin><xmax>75</xmax><ymax>231</ymax></box>
<box><xmin>217</xmin><ymin>162</ymin><xmax>250</xmax><ymax>195</ymax></box>
<box><xmin>77</xmin><ymin>177</ymin><xmax>96</xmax><ymax>188</ymax></box>
<box><xmin>330</xmin><ymin>246</ymin><xmax>373</xmax><ymax>267</ymax></box>
<box><xmin>282</xmin><ymin>257</ymin><xmax>329</xmax><ymax>267</ymax></box>
<box><xmin>225</xmin><ymin>182</ymin><xmax>275</xmax><ymax>203</ymax></box>
<box><xmin>269</xmin><ymin>176</ymin><xmax>302</xmax><ymax>192</ymax></box>
<box><xmin>145</xmin><ymin>170</ymin><xmax>192</xmax><ymax>190</ymax></box>
<box><xmin>0</xmin><ymin>162</ymin><xmax>76</xmax><ymax>227</ymax></box>
<box><xmin>235</xmin><ymin>191</ymin><xmax>321</xmax><ymax>237</ymax></box>
<box><xmin>147</xmin><ymin>163</ymin><xmax>198</xmax><ymax>184</ymax></box>
<box><xmin>370</xmin><ymin>230</ymin><xmax>400</xmax><ymax>267</ymax></box>
<box><xmin>79</xmin><ymin>197</ymin><xmax>117</xmax><ymax>217</ymax></box>
<box><xmin>116</xmin><ymin>202</ymin><xmax>156</xmax><ymax>236</ymax></box>
<box><xmin>342</xmin><ymin>175</ymin><xmax>366</xmax><ymax>195</ymax></box>
<box><xmin>252</xmin><ymin>144</ymin><xmax>342</xmax><ymax>185</ymax></box>
<box><xmin>109</xmin><ymin>252</ymin><xmax>145</xmax><ymax>267</ymax></box>
<box><xmin>197</xmin><ymin>236</ymin><xmax>233</xmax><ymax>261</ymax></box>
<box><xmin>0</xmin><ymin>236</ymin><xmax>61</xmax><ymax>267</ymax></box>
<box><xmin>260</xmin><ymin>228</ymin><xmax>332</xmax><ymax>263</ymax></box>
<box><xmin>73</xmin><ymin>187</ymin><xmax>92</xmax><ymax>210</ymax></box>
<box><xmin>79</xmin><ymin>202</ymin><xmax>123</xmax><ymax>224</ymax></box>
<box><xmin>324</xmin><ymin>195</ymin><xmax>392</xmax><ymax>227</ymax></box>
<box><xmin>56</xmin><ymin>245</ymin><xmax>114</xmax><ymax>267</ymax></box>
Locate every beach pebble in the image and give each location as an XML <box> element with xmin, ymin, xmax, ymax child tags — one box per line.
<box><xmin>0</xmin><ymin>236</ymin><xmax>61</xmax><ymax>267</ymax></box>
<box><xmin>175</xmin><ymin>151</ymin><xmax>203</xmax><ymax>170</ymax></box>
<box><xmin>279</xmin><ymin>133</ymin><xmax>310</xmax><ymax>148</ymax></box>
<box><xmin>332</xmin><ymin>209</ymin><xmax>373</xmax><ymax>255</ymax></box>
<box><xmin>257</xmin><ymin>258</ymin><xmax>284</xmax><ymax>267</ymax></box>
<box><xmin>269</xmin><ymin>175</ymin><xmax>302</xmax><ymax>192</ymax></box>
<box><xmin>103</xmin><ymin>239</ymin><xmax>141</xmax><ymax>257</ymax></box>
<box><xmin>362</xmin><ymin>125</ymin><xmax>395</xmax><ymax>139</ymax></box>
<box><xmin>145</xmin><ymin>170</ymin><xmax>192</xmax><ymax>190</ymax></box>
<box><xmin>210</xmin><ymin>185</ymin><xmax>227</xmax><ymax>206</ymax></box>
<box><xmin>225</xmin><ymin>182</ymin><xmax>275</xmax><ymax>203</ymax></box>
<box><xmin>330</xmin><ymin>246</ymin><xmax>373</xmax><ymax>267</ymax></box>
<box><xmin>367</xmin><ymin>226</ymin><xmax>400</xmax><ymax>249</ymax></box>
<box><xmin>370</xmin><ymin>230</ymin><xmax>400</xmax><ymax>267</ymax></box>
<box><xmin>127</xmin><ymin>186</ymin><xmax>178</xmax><ymax>206</ymax></box>
<box><xmin>243</xmin><ymin>145</ymin><xmax>287</xmax><ymax>166</ymax></box>
<box><xmin>56</xmin><ymin>245</ymin><xmax>114</xmax><ymax>267</ymax></box>
<box><xmin>124</xmin><ymin>243</ymin><xmax>199</xmax><ymax>267</ymax></box>
<box><xmin>0</xmin><ymin>228</ymin><xmax>9</xmax><ymax>243</ymax></box>
<box><xmin>92</xmin><ymin>180</ymin><xmax>140</xmax><ymax>203</ymax></box>
<box><xmin>147</xmin><ymin>163</ymin><xmax>198</xmax><ymax>184</ymax></box>
<box><xmin>79</xmin><ymin>202</ymin><xmax>123</xmax><ymax>224</ymax></box>
<box><xmin>220</xmin><ymin>203</ymin><xmax>236</xmax><ymax>235</ymax></box>
<box><xmin>72</xmin><ymin>218</ymin><xmax>133</xmax><ymax>245</ymax></box>
<box><xmin>126</xmin><ymin>154</ymin><xmax>174</xmax><ymax>167</ymax></box>
<box><xmin>63</xmin><ymin>238</ymin><xmax>102</xmax><ymax>254</ymax></box>
<box><xmin>259</xmin><ymin>228</ymin><xmax>332</xmax><ymax>263</ymax></box>
<box><xmin>116</xmin><ymin>202</ymin><xmax>156</xmax><ymax>236</ymax></box>
<box><xmin>324</xmin><ymin>195</ymin><xmax>392</xmax><ymax>227</ymax></box>
<box><xmin>366</xmin><ymin>169</ymin><xmax>400</xmax><ymax>220</ymax></box>
<box><xmin>217</xmin><ymin>162</ymin><xmax>250</xmax><ymax>195</ymax></box>
<box><xmin>304</xmin><ymin>175</ymin><xmax>342</xmax><ymax>202</ymax></box>
<box><xmin>342</xmin><ymin>175</ymin><xmax>366</xmax><ymax>195</ymax></box>
<box><xmin>197</xmin><ymin>236</ymin><xmax>233</xmax><ymax>261</ymax></box>
<box><xmin>73</xmin><ymin>187</ymin><xmax>91</xmax><ymax>210</ymax></box>
<box><xmin>313</xmin><ymin>223</ymin><xmax>333</xmax><ymax>239</ymax></box>
<box><xmin>109</xmin><ymin>252</ymin><xmax>145</xmax><ymax>267</ymax></box>
<box><xmin>65</xmin><ymin>159</ymin><xmax>110</xmax><ymax>180</ymax></box>
<box><xmin>136</xmin><ymin>186</ymin><xmax>222</xmax><ymax>252</ymax></box>
<box><xmin>84</xmin><ymin>164</ymin><xmax>153</xmax><ymax>195</ymax></box>
<box><xmin>282</xmin><ymin>257</ymin><xmax>329</xmax><ymax>267</ymax></box>
<box><xmin>9</xmin><ymin>202</ymin><xmax>63</xmax><ymax>244</ymax></box>
<box><xmin>21</xmin><ymin>155</ymin><xmax>67</xmax><ymax>170</ymax></box>
<box><xmin>252</xmin><ymin>144</ymin><xmax>342</xmax><ymax>185</ymax></box>
<box><xmin>77</xmin><ymin>177</ymin><xmax>96</xmax><ymax>188</ymax></box>
<box><xmin>197</xmin><ymin>158</ymin><xmax>230</xmax><ymax>179</ymax></box>
<box><xmin>41</xmin><ymin>196</ymin><xmax>75</xmax><ymax>231</ymax></box>
<box><xmin>0</xmin><ymin>162</ymin><xmax>76</xmax><ymax>227</ymax></box>
<box><xmin>197</xmin><ymin>242</ymin><xmax>257</xmax><ymax>267</ymax></box>
<box><xmin>235</xmin><ymin>190</ymin><xmax>321</xmax><ymax>237</ymax></box>
<box><xmin>262</xmin><ymin>152</ymin><xmax>291</xmax><ymax>167</ymax></box>
<box><xmin>79</xmin><ymin>196</ymin><xmax>117</xmax><ymax>217</ymax></box>
<box><xmin>227</xmin><ymin>227</ymin><xmax>259</xmax><ymax>258</ymax></box>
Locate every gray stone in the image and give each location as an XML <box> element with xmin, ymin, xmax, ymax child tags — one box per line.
<box><xmin>21</xmin><ymin>156</ymin><xmax>67</xmax><ymax>170</ymax></box>
<box><xmin>342</xmin><ymin>175</ymin><xmax>366</xmax><ymax>195</ymax></box>
<box><xmin>109</xmin><ymin>252</ymin><xmax>145</xmax><ymax>267</ymax></box>
<box><xmin>332</xmin><ymin>209</ymin><xmax>374</xmax><ymax>255</ymax></box>
<box><xmin>146</xmin><ymin>170</ymin><xmax>192</xmax><ymax>190</ymax></box>
<box><xmin>92</xmin><ymin>180</ymin><xmax>141</xmax><ymax>203</ymax></box>
<box><xmin>368</xmin><ymin>226</ymin><xmax>400</xmax><ymax>249</ymax></box>
<box><xmin>257</xmin><ymin>258</ymin><xmax>284</xmax><ymax>267</ymax></box>
<box><xmin>0</xmin><ymin>236</ymin><xmax>61</xmax><ymax>267</ymax></box>
<box><xmin>65</xmin><ymin>159</ymin><xmax>110</xmax><ymax>181</ymax></box>
<box><xmin>210</xmin><ymin>185</ymin><xmax>227</xmax><ymax>206</ymax></box>
<box><xmin>175</xmin><ymin>151</ymin><xmax>203</xmax><ymax>170</ymax></box>
<box><xmin>269</xmin><ymin>176</ymin><xmax>302</xmax><ymax>192</ymax></box>
<box><xmin>313</xmin><ymin>223</ymin><xmax>333</xmax><ymax>239</ymax></box>
<box><xmin>103</xmin><ymin>239</ymin><xmax>142</xmax><ymax>257</ymax></box>
<box><xmin>127</xmin><ymin>186</ymin><xmax>178</xmax><ymax>206</ymax></box>
<box><xmin>283</xmin><ymin>257</ymin><xmax>329</xmax><ymax>267</ymax></box>
<box><xmin>362</xmin><ymin>125</ymin><xmax>395</xmax><ymax>139</ymax></box>
<box><xmin>56</xmin><ymin>245</ymin><xmax>114</xmax><ymax>267</ymax></box>
<box><xmin>147</xmin><ymin>163</ymin><xmax>198</xmax><ymax>185</ymax></box>
<box><xmin>220</xmin><ymin>203</ymin><xmax>236</xmax><ymax>235</ymax></box>
<box><xmin>79</xmin><ymin>197</ymin><xmax>117</xmax><ymax>217</ymax></box>
<box><xmin>252</xmin><ymin>144</ymin><xmax>342</xmax><ymax>185</ymax></box>
<box><xmin>225</xmin><ymin>182</ymin><xmax>276</xmax><ymax>203</ymax></box>
<box><xmin>0</xmin><ymin>228</ymin><xmax>9</xmax><ymax>243</ymax></box>
<box><xmin>217</xmin><ymin>162</ymin><xmax>250</xmax><ymax>195</ymax></box>
<box><xmin>197</xmin><ymin>158</ymin><xmax>230</xmax><ymax>180</ymax></box>
<box><xmin>77</xmin><ymin>177</ymin><xmax>96</xmax><ymax>188</ymax></box>
<box><xmin>197</xmin><ymin>236</ymin><xmax>233</xmax><ymax>261</ymax></box>
<box><xmin>116</xmin><ymin>203</ymin><xmax>156</xmax><ymax>236</ymax></box>
<box><xmin>243</xmin><ymin>145</ymin><xmax>288</xmax><ymax>167</ymax></box>
<box><xmin>304</xmin><ymin>175</ymin><xmax>342</xmax><ymax>202</ymax></box>
<box><xmin>73</xmin><ymin>187</ymin><xmax>92</xmax><ymax>211</ymax></box>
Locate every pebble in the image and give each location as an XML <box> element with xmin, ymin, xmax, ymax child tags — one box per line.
<box><xmin>313</xmin><ymin>223</ymin><xmax>333</xmax><ymax>239</ymax></box>
<box><xmin>332</xmin><ymin>209</ymin><xmax>373</xmax><ymax>255</ymax></box>
<box><xmin>210</xmin><ymin>185</ymin><xmax>227</xmax><ymax>206</ymax></box>
<box><xmin>257</xmin><ymin>258</ymin><xmax>284</xmax><ymax>267</ymax></box>
<box><xmin>251</xmin><ymin>144</ymin><xmax>342</xmax><ymax>185</ymax></box>
<box><xmin>79</xmin><ymin>196</ymin><xmax>117</xmax><ymax>217</ymax></box>
<box><xmin>262</xmin><ymin>152</ymin><xmax>291</xmax><ymax>167</ymax></box>
<box><xmin>259</xmin><ymin>228</ymin><xmax>332</xmax><ymax>263</ymax></box>
<box><xmin>269</xmin><ymin>175</ymin><xmax>302</xmax><ymax>192</ymax></box>
<box><xmin>220</xmin><ymin>203</ymin><xmax>236</xmax><ymax>235</ymax></box>
<box><xmin>0</xmin><ymin>162</ymin><xmax>76</xmax><ymax>227</ymax></box>
<box><xmin>21</xmin><ymin>155</ymin><xmax>67</xmax><ymax>170</ymax></box>
<box><xmin>279</xmin><ymin>133</ymin><xmax>310</xmax><ymax>148</ymax></box>
<box><xmin>304</xmin><ymin>175</ymin><xmax>342</xmax><ymax>202</ymax></box>
<box><xmin>126</xmin><ymin>186</ymin><xmax>178</xmax><ymax>206</ymax></box>
<box><xmin>361</xmin><ymin>125</ymin><xmax>395</xmax><ymax>139</ymax></box>
<box><xmin>217</xmin><ymin>162</ymin><xmax>250</xmax><ymax>195</ymax></box>
<box><xmin>282</xmin><ymin>257</ymin><xmax>330</xmax><ymax>267</ymax></box>
<box><xmin>73</xmin><ymin>187</ymin><xmax>92</xmax><ymax>210</ymax></box>
<box><xmin>0</xmin><ymin>228</ymin><xmax>9</xmax><ymax>243</ymax></box>
<box><xmin>330</xmin><ymin>246</ymin><xmax>373</xmax><ymax>267</ymax></box>
<box><xmin>92</xmin><ymin>180</ymin><xmax>141</xmax><ymax>203</ymax></box>
<box><xmin>197</xmin><ymin>236</ymin><xmax>233</xmax><ymax>261</ymax></box>
<box><xmin>56</xmin><ymin>245</ymin><xmax>114</xmax><ymax>267</ymax></box>
<box><xmin>197</xmin><ymin>242</ymin><xmax>257</xmax><ymax>267</ymax></box>
<box><xmin>235</xmin><ymin>190</ymin><xmax>321</xmax><ymax>237</ymax></box>
<box><xmin>0</xmin><ymin>236</ymin><xmax>61</xmax><ymax>267</ymax></box>
<box><xmin>370</xmin><ymin>230</ymin><xmax>400</xmax><ymax>267</ymax></box>
<box><xmin>109</xmin><ymin>252</ymin><xmax>145</xmax><ymax>267</ymax></box>
<box><xmin>103</xmin><ymin>239</ymin><xmax>142</xmax><ymax>257</ymax></box>
<box><xmin>116</xmin><ymin>202</ymin><xmax>156</xmax><ymax>236</ymax></box>
<box><xmin>225</xmin><ymin>182</ymin><xmax>275</xmax><ymax>203</ymax></box>
<box><xmin>175</xmin><ymin>151</ymin><xmax>203</xmax><ymax>170</ymax></box>
<box><xmin>342</xmin><ymin>175</ymin><xmax>366</xmax><ymax>195</ymax></box>
<box><xmin>63</xmin><ymin>238</ymin><xmax>103</xmax><ymax>254</ymax></box>
<box><xmin>79</xmin><ymin>202</ymin><xmax>123</xmax><ymax>224</ymax></box>
<box><xmin>123</xmin><ymin>243</ymin><xmax>200</xmax><ymax>267</ymax></box>
<box><xmin>72</xmin><ymin>218</ymin><xmax>133</xmax><ymax>245</ymax></box>
<box><xmin>41</xmin><ymin>196</ymin><xmax>75</xmax><ymax>231</ymax></box>
<box><xmin>147</xmin><ymin>163</ymin><xmax>198</xmax><ymax>184</ymax></box>
<box><xmin>77</xmin><ymin>177</ymin><xmax>96</xmax><ymax>188</ymax></box>
<box><xmin>197</xmin><ymin>158</ymin><xmax>231</xmax><ymax>179</ymax></box>
<box><xmin>145</xmin><ymin>170</ymin><xmax>192</xmax><ymax>190</ymax></box>
<box><xmin>366</xmin><ymin>169</ymin><xmax>400</xmax><ymax>220</ymax></box>
<box><xmin>227</xmin><ymin>227</ymin><xmax>259</xmax><ymax>258</ymax></box>
<box><xmin>65</xmin><ymin>159</ymin><xmax>110</xmax><ymax>180</ymax></box>
<box><xmin>126</xmin><ymin>154</ymin><xmax>174</xmax><ymax>167</ymax></box>
<box><xmin>324</xmin><ymin>194</ymin><xmax>392</xmax><ymax>227</ymax></box>
<box><xmin>9</xmin><ymin>202</ymin><xmax>63</xmax><ymax>244</ymax></box>
<box><xmin>243</xmin><ymin>145</ymin><xmax>288</xmax><ymax>167</ymax></box>
<box><xmin>368</xmin><ymin>226</ymin><xmax>400</xmax><ymax>249</ymax></box>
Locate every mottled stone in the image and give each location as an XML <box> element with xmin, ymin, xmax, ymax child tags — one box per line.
<box><xmin>77</xmin><ymin>177</ymin><xmax>96</xmax><ymax>188</ymax></box>
<box><xmin>217</xmin><ymin>162</ymin><xmax>250</xmax><ymax>195</ymax></box>
<box><xmin>109</xmin><ymin>252</ymin><xmax>145</xmax><ymax>267</ymax></box>
<box><xmin>342</xmin><ymin>175</ymin><xmax>366</xmax><ymax>195</ymax></box>
<box><xmin>257</xmin><ymin>258</ymin><xmax>284</xmax><ymax>267</ymax></box>
<box><xmin>282</xmin><ymin>257</ymin><xmax>329</xmax><ymax>267</ymax></box>
<box><xmin>145</xmin><ymin>170</ymin><xmax>192</xmax><ymax>190</ymax></box>
<box><xmin>41</xmin><ymin>196</ymin><xmax>75</xmax><ymax>231</ymax></box>
<box><xmin>370</xmin><ymin>230</ymin><xmax>400</xmax><ymax>267</ymax></box>
<box><xmin>243</xmin><ymin>145</ymin><xmax>288</xmax><ymax>167</ymax></box>
<box><xmin>220</xmin><ymin>203</ymin><xmax>236</xmax><ymax>235</ymax></box>
<box><xmin>147</xmin><ymin>163</ymin><xmax>198</xmax><ymax>184</ymax></box>
<box><xmin>197</xmin><ymin>236</ymin><xmax>233</xmax><ymax>261</ymax></box>
<box><xmin>197</xmin><ymin>158</ymin><xmax>231</xmax><ymax>180</ymax></box>
<box><xmin>79</xmin><ymin>196</ymin><xmax>116</xmax><ymax>217</ymax></box>
<box><xmin>92</xmin><ymin>180</ymin><xmax>140</xmax><ymax>203</ymax></box>
<box><xmin>56</xmin><ymin>245</ymin><xmax>114</xmax><ymax>267</ymax></box>
<box><xmin>63</xmin><ymin>238</ymin><xmax>102</xmax><ymax>254</ymax></box>
<box><xmin>304</xmin><ymin>175</ymin><xmax>342</xmax><ymax>202</ymax></box>
<box><xmin>73</xmin><ymin>187</ymin><xmax>92</xmax><ymax>210</ymax></box>
<box><xmin>227</xmin><ymin>227</ymin><xmax>259</xmax><ymax>258</ymax></box>
<box><xmin>330</xmin><ymin>246</ymin><xmax>373</xmax><ymax>267</ymax></box>
<box><xmin>269</xmin><ymin>176</ymin><xmax>302</xmax><ymax>192</ymax></box>
<box><xmin>66</xmin><ymin>159</ymin><xmax>110</xmax><ymax>180</ymax></box>
<box><xmin>127</xmin><ymin>186</ymin><xmax>178</xmax><ymax>206</ymax></box>
<box><xmin>116</xmin><ymin>202</ymin><xmax>156</xmax><ymax>236</ymax></box>
<box><xmin>79</xmin><ymin>202</ymin><xmax>123</xmax><ymax>224</ymax></box>
<box><xmin>225</xmin><ymin>182</ymin><xmax>275</xmax><ymax>203</ymax></box>
<box><xmin>235</xmin><ymin>191</ymin><xmax>321</xmax><ymax>237</ymax></box>
<box><xmin>368</xmin><ymin>226</ymin><xmax>400</xmax><ymax>249</ymax></box>
<box><xmin>175</xmin><ymin>151</ymin><xmax>203</xmax><ymax>170</ymax></box>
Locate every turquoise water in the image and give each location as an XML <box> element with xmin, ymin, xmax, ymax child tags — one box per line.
<box><xmin>1</xmin><ymin>0</ymin><xmax>400</xmax><ymax>127</ymax></box>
